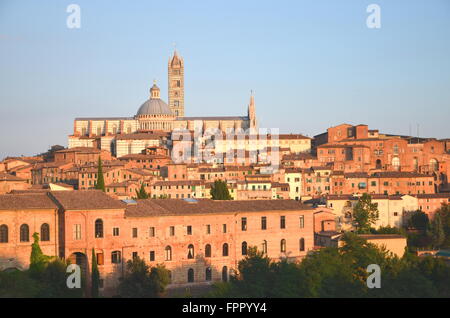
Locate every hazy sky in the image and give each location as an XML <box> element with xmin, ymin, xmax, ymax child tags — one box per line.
<box><xmin>1</xmin><ymin>0</ymin><xmax>449</xmax><ymax>159</ymax></box>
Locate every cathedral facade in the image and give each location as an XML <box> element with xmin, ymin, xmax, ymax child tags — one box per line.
<box><xmin>68</xmin><ymin>50</ymin><xmax>258</xmax><ymax>157</ymax></box>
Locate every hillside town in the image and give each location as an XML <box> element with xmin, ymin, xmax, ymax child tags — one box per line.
<box><xmin>1</xmin><ymin>50</ymin><xmax>449</xmax><ymax>297</ymax></box>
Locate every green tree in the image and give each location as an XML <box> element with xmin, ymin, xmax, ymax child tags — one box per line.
<box><xmin>210</xmin><ymin>180</ymin><xmax>232</xmax><ymax>200</ymax></box>
<box><xmin>118</xmin><ymin>256</ymin><xmax>170</xmax><ymax>297</ymax></box>
<box><xmin>407</xmin><ymin>210</ymin><xmax>429</xmax><ymax>231</ymax></box>
<box><xmin>95</xmin><ymin>157</ymin><xmax>105</xmax><ymax>191</ymax></box>
<box><xmin>91</xmin><ymin>249</ymin><xmax>100</xmax><ymax>298</ymax></box>
<box><xmin>135</xmin><ymin>183</ymin><xmax>149</xmax><ymax>199</ymax></box>
<box><xmin>29</xmin><ymin>232</ymin><xmax>52</xmax><ymax>278</ymax></box>
<box><xmin>428</xmin><ymin>212</ymin><xmax>445</xmax><ymax>248</ymax></box>
<box><xmin>352</xmin><ymin>193</ymin><xmax>379</xmax><ymax>233</ymax></box>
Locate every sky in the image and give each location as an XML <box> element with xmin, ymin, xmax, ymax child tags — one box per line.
<box><xmin>0</xmin><ymin>0</ymin><xmax>449</xmax><ymax>159</ymax></box>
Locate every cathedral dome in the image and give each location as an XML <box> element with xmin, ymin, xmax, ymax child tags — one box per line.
<box><xmin>136</xmin><ymin>83</ymin><xmax>173</xmax><ymax>116</ymax></box>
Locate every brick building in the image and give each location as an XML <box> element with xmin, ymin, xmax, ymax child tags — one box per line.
<box><xmin>0</xmin><ymin>191</ymin><xmax>315</xmax><ymax>296</ymax></box>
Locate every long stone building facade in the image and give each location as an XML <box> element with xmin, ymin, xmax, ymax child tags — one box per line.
<box><xmin>0</xmin><ymin>191</ymin><xmax>314</xmax><ymax>296</ymax></box>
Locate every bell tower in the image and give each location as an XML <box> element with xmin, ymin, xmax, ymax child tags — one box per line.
<box><xmin>248</xmin><ymin>91</ymin><xmax>257</xmax><ymax>129</ymax></box>
<box><xmin>168</xmin><ymin>49</ymin><xmax>184</xmax><ymax>117</ymax></box>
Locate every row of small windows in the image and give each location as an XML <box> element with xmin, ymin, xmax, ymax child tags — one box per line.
<box><xmin>241</xmin><ymin>215</ymin><xmax>305</xmax><ymax>231</ymax></box>
<box><xmin>0</xmin><ymin>224</ymin><xmax>50</xmax><ymax>243</ymax></box>
<box><xmin>241</xmin><ymin>238</ymin><xmax>305</xmax><ymax>255</ymax></box>
<box><xmin>91</xmin><ymin>217</ymin><xmax>306</xmax><ymax>242</ymax></box>
<box><xmin>92</xmin><ymin>219</ymin><xmax>230</xmax><ymax>239</ymax></box>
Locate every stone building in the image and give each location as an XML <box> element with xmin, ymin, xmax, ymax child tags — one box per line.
<box><xmin>0</xmin><ymin>191</ymin><xmax>315</xmax><ymax>296</ymax></box>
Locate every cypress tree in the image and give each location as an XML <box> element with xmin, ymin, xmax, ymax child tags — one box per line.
<box><xmin>210</xmin><ymin>180</ymin><xmax>232</xmax><ymax>200</ymax></box>
<box><xmin>95</xmin><ymin>157</ymin><xmax>105</xmax><ymax>192</ymax></box>
<box><xmin>29</xmin><ymin>232</ymin><xmax>51</xmax><ymax>277</ymax></box>
<box><xmin>91</xmin><ymin>248</ymin><xmax>100</xmax><ymax>298</ymax></box>
<box><xmin>135</xmin><ymin>183</ymin><xmax>149</xmax><ymax>199</ymax></box>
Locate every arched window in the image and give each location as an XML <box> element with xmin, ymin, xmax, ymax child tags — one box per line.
<box><xmin>0</xmin><ymin>225</ymin><xmax>8</xmax><ymax>243</ymax></box>
<box><xmin>392</xmin><ymin>157</ymin><xmax>400</xmax><ymax>171</ymax></box>
<box><xmin>187</xmin><ymin>268</ymin><xmax>194</xmax><ymax>283</ymax></box>
<box><xmin>222</xmin><ymin>266</ymin><xmax>228</xmax><ymax>282</ymax></box>
<box><xmin>413</xmin><ymin>157</ymin><xmax>419</xmax><ymax>171</ymax></box>
<box><xmin>111</xmin><ymin>251</ymin><xmax>121</xmax><ymax>264</ymax></box>
<box><xmin>205</xmin><ymin>244</ymin><xmax>211</xmax><ymax>258</ymax></box>
<box><xmin>222</xmin><ymin>243</ymin><xmax>229</xmax><ymax>257</ymax></box>
<box><xmin>430</xmin><ymin>158</ymin><xmax>438</xmax><ymax>172</ymax></box>
<box><xmin>205</xmin><ymin>267</ymin><xmax>212</xmax><ymax>281</ymax></box>
<box><xmin>20</xmin><ymin>224</ymin><xmax>29</xmax><ymax>242</ymax></box>
<box><xmin>95</xmin><ymin>219</ymin><xmax>103</xmax><ymax>238</ymax></box>
<box><xmin>299</xmin><ymin>238</ymin><xmax>305</xmax><ymax>251</ymax></box>
<box><xmin>375</xmin><ymin>159</ymin><xmax>382</xmax><ymax>169</ymax></box>
<box><xmin>241</xmin><ymin>241</ymin><xmax>247</xmax><ymax>256</ymax></box>
<box><xmin>40</xmin><ymin>223</ymin><xmax>50</xmax><ymax>241</ymax></box>
<box><xmin>165</xmin><ymin>246</ymin><xmax>172</xmax><ymax>261</ymax></box>
<box><xmin>187</xmin><ymin>244</ymin><xmax>195</xmax><ymax>259</ymax></box>
<box><xmin>262</xmin><ymin>240</ymin><xmax>267</xmax><ymax>254</ymax></box>
<box><xmin>280</xmin><ymin>239</ymin><xmax>286</xmax><ymax>253</ymax></box>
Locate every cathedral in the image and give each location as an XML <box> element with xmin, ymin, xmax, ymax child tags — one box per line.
<box><xmin>68</xmin><ymin>50</ymin><xmax>258</xmax><ymax>157</ymax></box>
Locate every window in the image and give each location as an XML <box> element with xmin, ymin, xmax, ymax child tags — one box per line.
<box><xmin>187</xmin><ymin>225</ymin><xmax>192</xmax><ymax>235</ymax></box>
<box><xmin>262</xmin><ymin>240</ymin><xmax>267</xmax><ymax>254</ymax></box>
<box><xmin>113</xmin><ymin>227</ymin><xmax>120</xmax><ymax>236</ymax></box>
<box><xmin>150</xmin><ymin>251</ymin><xmax>155</xmax><ymax>261</ymax></box>
<box><xmin>111</xmin><ymin>251</ymin><xmax>121</xmax><ymax>264</ymax></box>
<box><xmin>73</xmin><ymin>224</ymin><xmax>81</xmax><ymax>240</ymax></box>
<box><xmin>97</xmin><ymin>253</ymin><xmax>104</xmax><ymax>265</ymax></box>
<box><xmin>40</xmin><ymin>223</ymin><xmax>50</xmax><ymax>241</ymax></box>
<box><xmin>132</xmin><ymin>252</ymin><xmax>138</xmax><ymax>259</ymax></box>
<box><xmin>206</xmin><ymin>224</ymin><xmax>211</xmax><ymax>234</ymax></box>
<box><xmin>280</xmin><ymin>216</ymin><xmax>286</xmax><ymax>229</ymax></box>
<box><xmin>241</xmin><ymin>217</ymin><xmax>247</xmax><ymax>231</ymax></box>
<box><xmin>0</xmin><ymin>225</ymin><xmax>8</xmax><ymax>243</ymax></box>
<box><xmin>280</xmin><ymin>239</ymin><xmax>286</xmax><ymax>253</ymax></box>
<box><xmin>242</xmin><ymin>241</ymin><xmax>248</xmax><ymax>255</ymax></box>
<box><xmin>187</xmin><ymin>244</ymin><xmax>195</xmax><ymax>259</ymax></box>
<box><xmin>95</xmin><ymin>219</ymin><xmax>103</xmax><ymax>238</ymax></box>
<box><xmin>203</xmin><ymin>244</ymin><xmax>212</xmax><ymax>258</ymax></box>
<box><xmin>205</xmin><ymin>267</ymin><xmax>212</xmax><ymax>281</ymax></box>
<box><xmin>20</xmin><ymin>224</ymin><xmax>29</xmax><ymax>242</ymax></box>
<box><xmin>165</xmin><ymin>246</ymin><xmax>172</xmax><ymax>261</ymax></box>
<box><xmin>149</xmin><ymin>227</ymin><xmax>155</xmax><ymax>237</ymax></box>
<box><xmin>223</xmin><ymin>224</ymin><xmax>227</xmax><ymax>233</ymax></box>
<box><xmin>299</xmin><ymin>238</ymin><xmax>305</xmax><ymax>251</ymax></box>
<box><xmin>222</xmin><ymin>266</ymin><xmax>228</xmax><ymax>282</ymax></box>
<box><xmin>299</xmin><ymin>216</ymin><xmax>305</xmax><ymax>229</ymax></box>
<box><xmin>170</xmin><ymin>226</ymin><xmax>175</xmax><ymax>236</ymax></box>
<box><xmin>261</xmin><ymin>216</ymin><xmax>267</xmax><ymax>230</ymax></box>
<box><xmin>132</xmin><ymin>228</ymin><xmax>138</xmax><ymax>238</ymax></box>
<box><xmin>187</xmin><ymin>268</ymin><xmax>194</xmax><ymax>283</ymax></box>
<box><xmin>222</xmin><ymin>243</ymin><xmax>229</xmax><ymax>256</ymax></box>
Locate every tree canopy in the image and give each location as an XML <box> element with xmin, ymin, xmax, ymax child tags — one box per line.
<box><xmin>210</xmin><ymin>180</ymin><xmax>232</xmax><ymax>200</ymax></box>
<box><xmin>352</xmin><ymin>193</ymin><xmax>379</xmax><ymax>233</ymax></box>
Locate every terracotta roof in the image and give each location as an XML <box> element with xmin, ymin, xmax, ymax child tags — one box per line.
<box><xmin>282</xmin><ymin>153</ymin><xmax>316</xmax><ymax>160</ymax></box>
<box><xmin>370</xmin><ymin>171</ymin><xmax>431</xmax><ymax>178</ymax></box>
<box><xmin>152</xmin><ymin>180</ymin><xmax>205</xmax><ymax>186</ymax></box>
<box><xmin>49</xmin><ymin>190</ymin><xmax>125</xmax><ymax>210</ymax></box>
<box><xmin>344</xmin><ymin>172</ymin><xmax>369</xmax><ymax>178</ymax></box>
<box><xmin>278</xmin><ymin>134</ymin><xmax>311</xmax><ymax>140</ymax></box>
<box><xmin>414</xmin><ymin>193</ymin><xmax>450</xmax><ymax>199</ymax></box>
<box><xmin>116</xmin><ymin>132</ymin><xmax>168</xmax><ymax>140</ymax></box>
<box><xmin>0</xmin><ymin>172</ymin><xmax>27</xmax><ymax>182</ymax></box>
<box><xmin>118</xmin><ymin>154</ymin><xmax>170</xmax><ymax>160</ymax></box>
<box><xmin>56</xmin><ymin>147</ymin><xmax>102</xmax><ymax>154</ymax></box>
<box><xmin>125</xmin><ymin>199</ymin><xmax>313</xmax><ymax>217</ymax></box>
<box><xmin>0</xmin><ymin>193</ymin><xmax>57</xmax><ymax>210</ymax></box>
